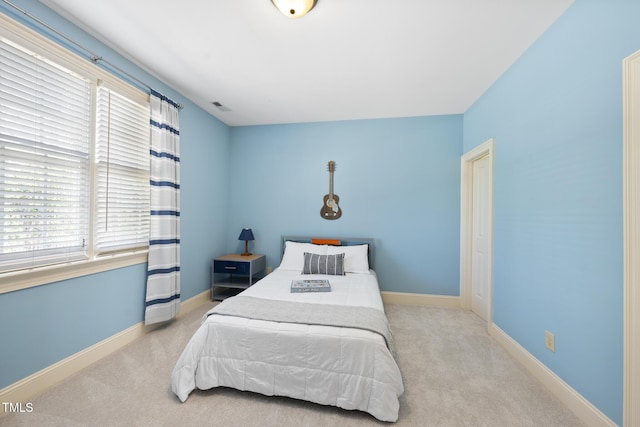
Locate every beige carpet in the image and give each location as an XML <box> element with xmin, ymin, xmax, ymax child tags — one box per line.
<box><xmin>0</xmin><ymin>303</ymin><xmax>585</xmax><ymax>426</ymax></box>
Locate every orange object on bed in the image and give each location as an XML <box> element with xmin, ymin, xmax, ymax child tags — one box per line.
<box><xmin>311</xmin><ymin>238</ymin><xmax>341</xmax><ymax>245</ymax></box>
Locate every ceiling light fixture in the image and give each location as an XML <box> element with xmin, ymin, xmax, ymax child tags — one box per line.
<box><xmin>271</xmin><ymin>0</ymin><xmax>317</xmax><ymax>19</ymax></box>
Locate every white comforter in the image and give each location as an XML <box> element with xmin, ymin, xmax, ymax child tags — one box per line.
<box><xmin>171</xmin><ymin>269</ymin><xmax>404</xmax><ymax>422</ymax></box>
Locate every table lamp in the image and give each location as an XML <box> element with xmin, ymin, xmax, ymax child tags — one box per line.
<box><xmin>238</xmin><ymin>228</ymin><xmax>254</xmax><ymax>256</ymax></box>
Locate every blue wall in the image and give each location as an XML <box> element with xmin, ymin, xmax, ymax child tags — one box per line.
<box><xmin>464</xmin><ymin>1</ymin><xmax>640</xmax><ymax>424</ymax></box>
<box><xmin>227</xmin><ymin>115</ymin><xmax>462</xmax><ymax>294</ymax></box>
<box><xmin>0</xmin><ymin>0</ymin><xmax>230</xmax><ymax>389</ymax></box>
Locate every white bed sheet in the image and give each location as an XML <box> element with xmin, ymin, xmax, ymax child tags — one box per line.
<box><xmin>171</xmin><ymin>268</ymin><xmax>404</xmax><ymax>422</ymax></box>
<box><xmin>241</xmin><ymin>268</ymin><xmax>385</xmax><ymax>308</ymax></box>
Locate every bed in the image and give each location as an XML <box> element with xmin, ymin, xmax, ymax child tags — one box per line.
<box><xmin>171</xmin><ymin>236</ymin><xmax>404</xmax><ymax>422</ymax></box>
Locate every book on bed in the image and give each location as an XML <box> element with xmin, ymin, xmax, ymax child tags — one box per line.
<box><xmin>291</xmin><ymin>279</ymin><xmax>331</xmax><ymax>293</ymax></box>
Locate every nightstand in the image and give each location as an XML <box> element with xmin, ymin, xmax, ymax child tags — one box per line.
<box><xmin>211</xmin><ymin>253</ymin><xmax>266</xmax><ymax>300</ymax></box>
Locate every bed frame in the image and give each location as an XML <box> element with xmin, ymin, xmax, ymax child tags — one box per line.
<box><xmin>280</xmin><ymin>235</ymin><xmax>375</xmax><ymax>270</ymax></box>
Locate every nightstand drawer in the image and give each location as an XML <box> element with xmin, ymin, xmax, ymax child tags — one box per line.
<box><xmin>214</xmin><ymin>260</ymin><xmax>250</xmax><ymax>275</ymax></box>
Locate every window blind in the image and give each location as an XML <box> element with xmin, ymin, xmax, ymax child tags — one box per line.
<box><xmin>95</xmin><ymin>84</ymin><xmax>150</xmax><ymax>254</ymax></box>
<box><xmin>0</xmin><ymin>37</ymin><xmax>91</xmax><ymax>271</ymax></box>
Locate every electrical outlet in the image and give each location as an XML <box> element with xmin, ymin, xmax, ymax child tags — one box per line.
<box><xmin>545</xmin><ymin>331</ymin><xmax>555</xmax><ymax>352</ymax></box>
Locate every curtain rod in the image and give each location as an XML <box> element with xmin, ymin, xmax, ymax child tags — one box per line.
<box><xmin>1</xmin><ymin>0</ymin><xmax>184</xmax><ymax>110</ymax></box>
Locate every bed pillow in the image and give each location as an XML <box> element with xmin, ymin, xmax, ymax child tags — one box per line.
<box><xmin>327</xmin><ymin>244</ymin><xmax>370</xmax><ymax>273</ymax></box>
<box><xmin>279</xmin><ymin>241</ymin><xmax>328</xmax><ymax>271</ymax></box>
<box><xmin>302</xmin><ymin>252</ymin><xmax>345</xmax><ymax>276</ymax></box>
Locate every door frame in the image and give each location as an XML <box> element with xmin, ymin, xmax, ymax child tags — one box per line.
<box><xmin>623</xmin><ymin>48</ymin><xmax>640</xmax><ymax>427</ymax></box>
<box><xmin>460</xmin><ymin>138</ymin><xmax>495</xmax><ymax>329</ymax></box>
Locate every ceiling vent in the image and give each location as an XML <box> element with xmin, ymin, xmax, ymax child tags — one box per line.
<box><xmin>211</xmin><ymin>101</ymin><xmax>231</xmax><ymax>112</ymax></box>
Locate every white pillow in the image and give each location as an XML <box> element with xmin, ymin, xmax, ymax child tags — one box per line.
<box><xmin>279</xmin><ymin>241</ymin><xmax>328</xmax><ymax>271</ymax></box>
<box><xmin>327</xmin><ymin>244</ymin><xmax>370</xmax><ymax>273</ymax></box>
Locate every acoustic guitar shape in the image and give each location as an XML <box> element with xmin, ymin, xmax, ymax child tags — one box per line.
<box><xmin>321</xmin><ymin>161</ymin><xmax>342</xmax><ymax>220</ymax></box>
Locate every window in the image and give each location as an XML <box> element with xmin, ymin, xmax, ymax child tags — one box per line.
<box><xmin>0</xmin><ymin>15</ymin><xmax>150</xmax><ymax>284</ymax></box>
<box><xmin>94</xmin><ymin>84</ymin><xmax>150</xmax><ymax>255</ymax></box>
<box><xmin>0</xmin><ymin>38</ymin><xmax>92</xmax><ymax>271</ymax></box>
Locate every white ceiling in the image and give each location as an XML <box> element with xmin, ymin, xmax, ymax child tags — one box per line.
<box><xmin>41</xmin><ymin>0</ymin><xmax>574</xmax><ymax>127</ymax></box>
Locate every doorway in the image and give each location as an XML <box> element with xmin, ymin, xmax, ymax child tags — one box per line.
<box><xmin>623</xmin><ymin>48</ymin><xmax>640</xmax><ymax>427</ymax></box>
<box><xmin>460</xmin><ymin>139</ymin><xmax>494</xmax><ymax>327</ymax></box>
<box><xmin>471</xmin><ymin>154</ymin><xmax>491</xmax><ymax>320</ymax></box>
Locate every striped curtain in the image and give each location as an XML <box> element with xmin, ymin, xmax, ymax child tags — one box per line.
<box><xmin>144</xmin><ymin>90</ymin><xmax>181</xmax><ymax>325</ymax></box>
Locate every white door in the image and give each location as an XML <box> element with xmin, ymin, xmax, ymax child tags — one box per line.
<box><xmin>471</xmin><ymin>154</ymin><xmax>491</xmax><ymax>321</ymax></box>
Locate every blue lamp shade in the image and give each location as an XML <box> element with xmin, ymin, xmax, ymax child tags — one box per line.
<box><xmin>238</xmin><ymin>228</ymin><xmax>254</xmax><ymax>256</ymax></box>
<box><xmin>238</xmin><ymin>228</ymin><xmax>255</xmax><ymax>241</ymax></box>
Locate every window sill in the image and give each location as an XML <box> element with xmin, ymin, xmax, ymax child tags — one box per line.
<box><xmin>0</xmin><ymin>251</ymin><xmax>149</xmax><ymax>295</ymax></box>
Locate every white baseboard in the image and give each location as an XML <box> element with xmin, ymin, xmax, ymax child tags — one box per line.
<box><xmin>381</xmin><ymin>291</ymin><xmax>460</xmax><ymax>308</ymax></box>
<box><xmin>0</xmin><ymin>289</ymin><xmax>211</xmax><ymax>405</ymax></box>
<box><xmin>177</xmin><ymin>289</ymin><xmax>211</xmax><ymax>316</ymax></box>
<box><xmin>490</xmin><ymin>323</ymin><xmax>616</xmax><ymax>427</ymax></box>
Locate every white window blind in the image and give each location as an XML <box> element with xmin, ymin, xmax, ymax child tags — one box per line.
<box><xmin>0</xmin><ymin>20</ymin><xmax>151</xmax><ymax>278</ymax></box>
<box><xmin>0</xmin><ymin>37</ymin><xmax>91</xmax><ymax>271</ymax></box>
<box><xmin>95</xmin><ymin>84</ymin><xmax>150</xmax><ymax>254</ymax></box>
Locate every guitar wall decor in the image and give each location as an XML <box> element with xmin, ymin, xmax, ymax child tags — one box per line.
<box><xmin>321</xmin><ymin>160</ymin><xmax>342</xmax><ymax>220</ymax></box>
